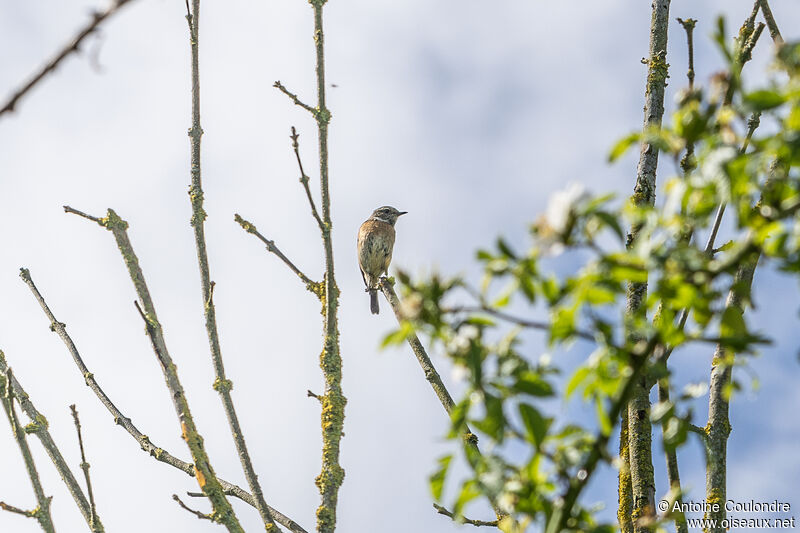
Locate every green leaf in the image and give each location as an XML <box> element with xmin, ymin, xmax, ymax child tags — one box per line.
<box><xmin>663</xmin><ymin>417</ymin><xmax>688</xmax><ymax>452</ymax></box>
<box><xmin>472</xmin><ymin>393</ymin><xmax>506</xmax><ymax>442</ymax></box>
<box><xmin>594</xmin><ymin>211</ymin><xmax>625</xmax><ymax>240</ymax></box>
<box><xmin>550</xmin><ymin>306</ymin><xmax>576</xmax><ymax>343</ymax></box>
<box><xmin>476</xmin><ymin>249</ymin><xmax>493</xmax><ymax>261</ymax></box>
<box><xmin>744</xmin><ymin>90</ymin><xmax>786</xmax><ymax>111</ymax></box>
<box><xmin>453</xmin><ymin>479</ymin><xmax>481</xmax><ymax>517</ymax></box>
<box><xmin>566</xmin><ymin>366</ymin><xmax>591</xmax><ymax>398</ymax></box>
<box><xmin>519</xmin><ymin>403</ymin><xmax>550</xmax><ymax>448</ymax></box>
<box><xmin>513</xmin><ymin>371</ymin><xmax>554</xmax><ymax>397</ymax></box>
<box><xmin>540</xmin><ymin>276</ymin><xmax>560</xmax><ymax>304</ymax></box>
<box><xmin>380</xmin><ymin>321</ymin><xmax>413</xmax><ymax>347</ymax></box>
<box><xmin>595</xmin><ymin>399</ymin><xmax>612</xmax><ymax>436</ymax></box>
<box><xmin>650</xmin><ymin>400</ymin><xmax>673</xmax><ymax>423</ymax></box>
<box><xmin>518</xmin><ymin>274</ymin><xmax>537</xmax><ymax>303</ymax></box>
<box><xmin>720</xmin><ymin>305</ymin><xmax>745</xmax><ymax>338</ymax></box>
<box><xmin>465</xmin><ymin>315</ymin><xmax>496</xmax><ymax>327</ymax></box>
<box><xmin>429</xmin><ymin>454</ymin><xmax>452</xmax><ymax>501</ymax></box>
<box><xmin>448</xmin><ymin>399</ymin><xmax>470</xmax><ymax>437</ymax></box>
<box><xmin>608</xmin><ymin>132</ymin><xmax>640</xmax><ymax>162</ymax></box>
<box><xmin>496</xmin><ymin>237</ymin><xmax>517</xmax><ymax>259</ymax></box>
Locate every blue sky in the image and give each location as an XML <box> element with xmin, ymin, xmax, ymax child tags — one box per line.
<box><xmin>1</xmin><ymin>1</ymin><xmax>798</xmax><ymax>532</ymax></box>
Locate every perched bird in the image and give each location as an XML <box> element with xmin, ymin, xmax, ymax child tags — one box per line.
<box><xmin>358</xmin><ymin>206</ymin><xmax>407</xmax><ymax>314</ymax></box>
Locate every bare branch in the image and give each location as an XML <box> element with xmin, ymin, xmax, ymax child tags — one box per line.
<box><xmin>273</xmin><ymin>81</ymin><xmax>316</xmax><ymax>115</ymax></box>
<box><xmin>433</xmin><ymin>503</ymin><xmax>499</xmax><ymax>527</ymax></box>
<box><xmin>0</xmin><ymin>365</ymin><xmax>57</xmax><ymax>533</ymax></box>
<box><xmin>757</xmin><ymin>0</ymin><xmax>782</xmax><ymax>43</ymax></box>
<box><xmin>290</xmin><ymin>127</ymin><xmax>325</xmax><ymax>231</ymax></box>
<box><xmin>547</xmin><ymin>336</ymin><xmax>660</xmax><ymax>533</ymax></box>
<box><xmin>688</xmin><ymin>423</ymin><xmax>708</xmax><ymax>440</ymax></box>
<box><xmin>18</xmin><ymin>269</ymin><xmax>309</xmax><ymax>533</ymax></box>
<box><xmin>677</xmin><ymin>17</ymin><xmax>697</xmax><ymax>174</ymax></box>
<box><xmin>379</xmin><ymin>278</ymin><xmax>505</xmax><ymax>520</ymax></box>
<box><xmin>0</xmin><ymin>0</ymin><xmax>138</xmax><ymax>117</ymax></box>
<box><xmin>307</xmin><ymin>3</ymin><xmax>346</xmax><ymax>529</ymax></box>
<box><xmin>307</xmin><ymin>390</ymin><xmax>323</xmax><ymax>402</ymax></box>
<box><xmin>0</xmin><ymin>351</ymin><xmax>95</xmax><ymax>530</ymax></box>
<box><xmin>0</xmin><ymin>502</ymin><xmax>37</xmax><ymax>518</ymax></box>
<box><xmin>70</xmin><ymin>405</ymin><xmax>100</xmax><ymax>532</ymax></box>
<box><xmin>172</xmin><ymin>494</ymin><xmax>213</xmax><ymax>521</ymax></box>
<box><xmin>234</xmin><ymin>214</ymin><xmax>322</xmax><ymax>295</ymax></box>
<box><xmin>63</xmin><ymin>208</ymin><xmax>244</xmax><ymax>533</ymax></box>
<box><xmin>183</xmin><ymin>1</ymin><xmax>280</xmax><ymax>528</ymax></box>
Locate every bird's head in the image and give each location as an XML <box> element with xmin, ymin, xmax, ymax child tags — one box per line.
<box><xmin>370</xmin><ymin>205</ymin><xmax>408</xmax><ymax>226</ymax></box>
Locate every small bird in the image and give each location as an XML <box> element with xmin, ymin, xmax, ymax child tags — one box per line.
<box><xmin>358</xmin><ymin>206</ymin><xmax>407</xmax><ymax>314</ymax></box>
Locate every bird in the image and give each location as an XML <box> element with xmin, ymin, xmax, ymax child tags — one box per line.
<box><xmin>358</xmin><ymin>206</ymin><xmax>407</xmax><ymax>314</ymax></box>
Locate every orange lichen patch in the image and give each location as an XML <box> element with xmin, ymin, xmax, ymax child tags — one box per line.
<box><xmin>194</xmin><ymin>465</ymin><xmax>207</xmax><ymax>488</ymax></box>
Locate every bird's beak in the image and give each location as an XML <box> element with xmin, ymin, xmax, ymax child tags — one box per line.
<box><xmin>398</xmin><ymin>211</ymin><xmax>408</xmax><ymax>216</ymax></box>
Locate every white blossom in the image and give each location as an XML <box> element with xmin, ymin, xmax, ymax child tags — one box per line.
<box><xmin>451</xmin><ymin>363</ymin><xmax>470</xmax><ymax>383</ymax></box>
<box><xmin>544</xmin><ymin>183</ymin><xmax>589</xmax><ymax>234</ymax></box>
<box><xmin>683</xmin><ymin>382</ymin><xmax>708</xmax><ymax>398</ymax></box>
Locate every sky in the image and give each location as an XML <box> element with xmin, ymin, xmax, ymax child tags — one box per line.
<box><xmin>1</xmin><ymin>1</ymin><xmax>799</xmax><ymax>532</ymax></box>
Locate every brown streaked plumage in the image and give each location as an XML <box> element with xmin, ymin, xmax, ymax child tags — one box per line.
<box><xmin>358</xmin><ymin>206</ymin><xmax>407</xmax><ymax>314</ymax></box>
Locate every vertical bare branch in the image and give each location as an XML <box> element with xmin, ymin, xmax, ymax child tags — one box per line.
<box><xmin>0</xmin><ymin>365</ymin><xmax>56</xmax><ymax>533</ymax></box>
<box><xmin>184</xmin><ymin>1</ymin><xmax>280</xmax><ymax>529</ymax></box>
<box><xmin>0</xmin><ymin>0</ymin><xmax>138</xmax><ymax>117</ymax></box>
<box><xmin>624</xmin><ymin>2</ymin><xmax>671</xmax><ymax>531</ymax></box>
<box><xmin>302</xmin><ymin>2</ymin><xmax>346</xmax><ymax>531</ymax></box>
<box><xmin>699</xmin><ymin>7</ymin><xmax>781</xmax><ymax>530</ymax></box>
<box><xmin>703</xmin><ymin>257</ymin><xmax>757</xmax><ymax>532</ymax></box>
<box><xmin>617</xmin><ymin>408</ymin><xmax>633</xmax><ymax>533</ymax></box>
<box><xmin>64</xmin><ymin>207</ymin><xmax>243</xmax><ymax>533</ymax></box>
<box><xmin>0</xmin><ymin>352</ymin><xmax>97</xmax><ymax>530</ymax></box>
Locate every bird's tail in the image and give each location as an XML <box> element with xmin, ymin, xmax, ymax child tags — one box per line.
<box><xmin>369</xmin><ymin>289</ymin><xmax>379</xmax><ymax>315</ymax></box>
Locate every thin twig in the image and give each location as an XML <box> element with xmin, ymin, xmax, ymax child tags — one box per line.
<box><xmin>676</xmin><ymin>18</ymin><xmax>696</xmax><ymax>89</ymax></box>
<box><xmin>0</xmin><ymin>351</ymin><xmax>95</xmax><ymax>530</ymax></box>
<box><xmin>433</xmin><ymin>503</ymin><xmax>499</xmax><ymax>527</ymax></box>
<box><xmin>442</xmin><ymin>305</ymin><xmax>596</xmax><ymax>342</ymax></box>
<box><xmin>677</xmin><ymin>17</ymin><xmax>697</xmax><ymax>174</ymax></box>
<box><xmin>234</xmin><ymin>214</ymin><xmax>321</xmax><ymax>294</ymax></box>
<box><xmin>0</xmin><ymin>365</ymin><xmax>57</xmax><ymax>533</ymax></box>
<box><xmin>0</xmin><ymin>0</ymin><xmax>137</xmax><ymax>117</ymax></box>
<box><xmin>688</xmin><ymin>423</ymin><xmax>708</xmax><ymax>440</ymax></box>
<box><xmin>0</xmin><ymin>502</ymin><xmax>36</xmax><ymax>518</ymax></box>
<box><xmin>307</xmin><ymin>390</ymin><xmax>323</xmax><ymax>402</ymax></box>
<box><xmin>172</xmin><ymin>494</ymin><xmax>213</xmax><ymax>521</ymax></box>
<box><xmin>291</xmin><ymin>127</ymin><xmax>325</xmax><ymax>231</ymax></box>
<box><xmin>64</xmin><ymin>208</ymin><xmax>244</xmax><ymax>533</ymax></box>
<box><xmin>274</xmin><ymin>81</ymin><xmax>316</xmax><ymax>115</ymax></box>
<box><xmin>70</xmin><ymin>404</ymin><xmax>100</xmax><ymax>532</ymax></box>
<box><xmin>17</xmin><ymin>269</ymin><xmax>309</xmax><ymax>533</ymax></box>
<box><xmin>183</xmin><ymin>0</ymin><xmax>279</xmax><ymax>528</ymax></box>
